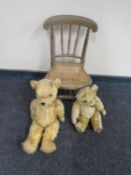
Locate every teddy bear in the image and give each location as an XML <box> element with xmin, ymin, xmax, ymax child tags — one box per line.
<box><xmin>71</xmin><ymin>84</ymin><xmax>106</xmax><ymax>133</ymax></box>
<box><xmin>22</xmin><ymin>78</ymin><xmax>65</xmax><ymax>154</ymax></box>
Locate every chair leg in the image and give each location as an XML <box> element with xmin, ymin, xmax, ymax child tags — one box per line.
<box><xmin>58</xmin><ymin>89</ymin><xmax>76</xmax><ymax>100</ymax></box>
<box><xmin>58</xmin><ymin>94</ymin><xmax>75</xmax><ymax>100</ymax></box>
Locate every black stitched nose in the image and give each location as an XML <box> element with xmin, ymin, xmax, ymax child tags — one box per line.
<box><xmin>41</xmin><ymin>102</ymin><xmax>45</xmax><ymax>106</ymax></box>
<box><xmin>84</xmin><ymin>100</ymin><xmax>87</xmax><ymax>103</ymax></box>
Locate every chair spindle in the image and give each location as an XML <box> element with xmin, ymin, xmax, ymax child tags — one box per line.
<box><xmin>81</xmin><ymin>28</ymin><xmax>90</xmax><ymax>64</ymax></box>
<box><xmin>61</xmin><ymin>24</ymin><xmax>64</xmax><ymax>55</ymax></box>
<box><xmin>50</xmin><ymin>26</ymin><xmax>55</xmax><ymax>66</ymax></box>
<box><xmin>73</xmin><ymin>25</ymin><xmax>80</xmax><ymax>55</ymax></box>
<box><xmin>67</xmin><ymin>24</ymin><xmax>72</xmax><ymax>54</ymax></box>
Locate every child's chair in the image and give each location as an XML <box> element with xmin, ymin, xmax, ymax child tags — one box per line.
<box><xmin>43</xmin><ymin>15</ymin><xmax>98</xmax><ymax>99</ymax></box>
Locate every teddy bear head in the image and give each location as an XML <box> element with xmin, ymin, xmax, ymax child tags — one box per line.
<box><xmin>30</xmin><ymin>78</ymin><xmax>61</xmax><ymax>105</ymax></box>
<box><xmin>76</xmin><ymin>84</ymin><xmax>98</xmax><ymax>106</ymax></box>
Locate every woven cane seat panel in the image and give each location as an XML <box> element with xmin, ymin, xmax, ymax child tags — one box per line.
<box><xmin>46</xmin><ymin>63</ymin><xmax>92</xmax><ymax>89</ymax></box>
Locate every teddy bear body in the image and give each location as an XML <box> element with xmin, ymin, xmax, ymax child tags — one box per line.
<box><xmin>31</xmin><ymin>99</ymin><xmax>59</xmax><ymax>127</ymax></box>
<box><xmin>80</xmin><ymin>103</ymin><xmax>95</xmax><ymax>118</ymax></box>
<box><xmin>72</xmin><ymin>85</ymin><xmax>106</xmax><ymax>133</ymax></box>
<box><xmin>22</xmin><ymin>79</ymin><xmax>65</xmax><ymax>154</ymax></box>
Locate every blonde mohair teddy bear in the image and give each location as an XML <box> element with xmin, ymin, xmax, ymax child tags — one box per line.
<box><xmin>71</xmin><ymin>85</ymin><xmax>106</xmax><ymax>133</ymax></box>
<box><xmin>22</xmin><ymin>78</ymin><xmax>65</xmax><ymax>154</ymax></box>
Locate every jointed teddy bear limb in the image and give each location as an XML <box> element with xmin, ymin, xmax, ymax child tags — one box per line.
<box><xmin>72</xmin><ymin>102</ymin><xmax>90</xmax><ymax>133</ymax></box>
<box><xmin>40</xmin><ymin>99</ymin><xmax>65</xmax><ymax>153</ymax></box>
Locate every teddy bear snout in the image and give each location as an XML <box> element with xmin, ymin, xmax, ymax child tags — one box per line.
<box><xmin>83</xmin><ymin>99</ymin><xmax>94</xmax><ymax>106</ymax></box>
<box><xmin>41</xmin><ymin>102</ymin><xmax>46</xmax><ymax>106</ymax></box>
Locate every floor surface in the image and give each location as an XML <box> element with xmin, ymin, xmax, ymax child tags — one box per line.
<box><xmin>0</xmin><ymin>74</ymin><xmax>131</xmax><ymax>175</ymax></box>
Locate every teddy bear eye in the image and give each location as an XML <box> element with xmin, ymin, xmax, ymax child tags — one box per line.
<box><xmin>49</xmin><ymin>94</ymin><xmax>53</xmax><ymax>97</ymax></box>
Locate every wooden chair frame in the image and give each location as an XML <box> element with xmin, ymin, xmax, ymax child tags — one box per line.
<box><xmin>43</xmin><ymin>15</ymin><xmax>98</xmax><ymax>99</ymax></box>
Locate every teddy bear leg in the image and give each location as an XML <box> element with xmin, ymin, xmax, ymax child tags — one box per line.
<box><xmin>75</xmin><ymin>115</ymin><xmax>90</xmax><ymax>133</ymax></box>
<box><xmin>22</xmin><ymin>121</ymin><xmax>43</xmax><ymax>154</ymax></box>
<box><xmin>91</xmin><ymin>111</ymin><xmax>103</xmax><ymax>133</ymax></box>
<box><xmin>40</xmin><ymin>120</ymin><xmax>60</xmax><ymax>153</ymax></box>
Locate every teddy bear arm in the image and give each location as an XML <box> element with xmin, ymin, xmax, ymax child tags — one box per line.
<box><xmin>56</xmin><ymin>99</ymin><xmax>65</xmax><ymax>122</ymax></box>
<box><xmin>30</xmin><ymin>99</ymin><xmax>37</xmax><ymax>120</ymax></box>
<box><xmin>71</xmin><ymin>102</ymin><xmax>80</xmax><ymax>125</ymax></box>
<box><xmin>96</xmin><ymin>97</ymin><xmax>106</xmax><ymax>116</ymax></box>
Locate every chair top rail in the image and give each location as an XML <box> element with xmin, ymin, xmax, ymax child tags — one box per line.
<box><xmin>43</xmin><ymin>15</ymin><xmax>98</xmax><ymax>32</ymax></box>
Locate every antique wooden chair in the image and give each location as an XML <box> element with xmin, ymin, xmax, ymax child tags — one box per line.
<box><xmin>43</xmin><ymin>15</ymin><xmax>98</xmax><ymax>99</ymax></box>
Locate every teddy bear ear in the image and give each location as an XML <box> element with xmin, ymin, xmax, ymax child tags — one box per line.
<box><xmin>91</xmin><ymin>84</ymin><xmax>98</xmax><ymax>92</ymax></box>
<box><xmin>53</xmin><ymin>79</ymin><xmax>61</xmax><ymax>88</ymax></box>
<box><xmin>30</xmin><ymin>80</ymin><xmax>38</xmax><ymax>89</ymax></box>
<box><xmin>76</xmin><ymin>88</ymin><xmax>86</xmax><ymax>99</ymax></box>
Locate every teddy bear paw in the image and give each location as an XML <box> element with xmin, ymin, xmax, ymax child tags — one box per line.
<box><xmin>22</xmin><ymin>141</ymin><xmax>36</xmax><ymax>154</ymax></box>
<box><xmin>93</xmin><ymin>127</ymin><xmax>103</xmax><ymax>133</ymax></box>
<box><xmin>75</xmin><ymin>122</ymin><xmax>86</xmax><ymax>133</ymax></box>
<box><xmin>60</xmin><ymin>117</ymin><xmax>65</xmax><ymax>122</ymax></box>
<box><xmin>102</xmin><ymin>109</ymin><xmax>107</xmax><ymax>116</ymax></box>
<box><xmin>40</xmin><ymin>141</ymin><xmax>56</xmax><ymax>153</ymax></box>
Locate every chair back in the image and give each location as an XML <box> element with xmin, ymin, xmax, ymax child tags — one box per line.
<box><xmin>43</xmin><ymin>15</ymin><xmax>98</xmax><ymax>66</ymax></box>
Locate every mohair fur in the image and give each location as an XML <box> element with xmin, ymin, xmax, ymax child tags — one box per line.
<box><xmin>22</xmin><ymin>78</ymin><xmax>65</xmax><ymax>154</ymax></box>
<box><xmin>72</xmin><ymin>85</ymin><xmax>106</xmax><ymax>133</ymax></box>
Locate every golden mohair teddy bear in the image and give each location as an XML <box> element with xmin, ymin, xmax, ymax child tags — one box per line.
<box><xmin>22</xmin><ymin>78</ymin><xmax>65</xmax><ymax>154</ymax></box>
<box><xmin>71</xmin><ymin>85</ymin><xmax>106</xmax><ymax>133</ymax></box>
